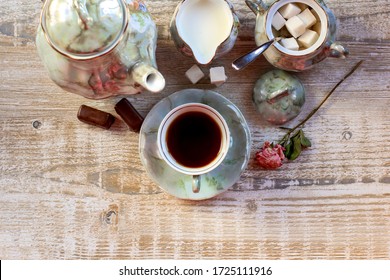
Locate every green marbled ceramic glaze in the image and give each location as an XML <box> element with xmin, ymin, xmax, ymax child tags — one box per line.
<box><xmin>253</xmin><ymin>69</ymin><xmax>305</xmax><ymax>125</ymax></box>
<box><xmin>170</xmin><ymin>0</ymin><xmax>240</xmax><ymax>64</ymax></box>
<box><xmin>36</xmin><ymin>0</ymin><xmax>164</xmax><ymax>99</ymax></box>
<box><xmin>246</xmin><ymin>0</ymin><xmax>348</xmax><ymax>71</ymax></box>
<box><xmin>139</xmin><ymin>89</ymin><xmax>251</xmax><ymax>200</ymax></box>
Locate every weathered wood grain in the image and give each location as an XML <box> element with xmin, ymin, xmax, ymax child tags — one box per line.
<box><xmin>0</xmin><ymin>0</ymin><xmax>389</xmax><ymax>259</ymax></box>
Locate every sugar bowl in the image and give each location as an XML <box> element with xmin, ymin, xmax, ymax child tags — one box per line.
<box><xmin>246</xmin><ymin>0</ymin><xmax>349</xmax><ymax>71</ymax></box>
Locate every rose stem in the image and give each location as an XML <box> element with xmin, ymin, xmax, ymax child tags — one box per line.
<box><xmin>279</xmin><ymin>60</ymin><xmax>364</xmax><ymax>144</ymax></box>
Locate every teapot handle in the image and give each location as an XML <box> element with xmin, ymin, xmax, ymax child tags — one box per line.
<box><xmin>131</xmin><ymin>62</ymin><xmax>165</xmax><ymax>93</ymax></box>
<box><xmin>329</xmin><ymin>43</ymin><xmax>349</xmax><ymax>59</ymax></box>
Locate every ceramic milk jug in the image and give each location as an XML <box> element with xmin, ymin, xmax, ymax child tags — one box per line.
<box><xmin>170</xmin><ymin>0</ymin><xmax>240</xmax><ymax>65</ymax></box>
<box><xmin>246</xmin><ymin>0</ymin><xmax>349</xmax><ymax>71</ymax></box>
<box><xmin>36</xmin><ymin>0</ymin><xmax>165</xmax><ymax>99</ymax></box>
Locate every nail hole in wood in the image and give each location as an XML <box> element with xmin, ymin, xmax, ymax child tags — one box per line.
<box><xmin>32</xmin><ymin>120</ymin><xmax>42</xmax><ymax>129</ymax></box>
<box><xmin>105</xmin><ymin>210</ymin><xmax>117</xmax><ymax>225</ymax></box>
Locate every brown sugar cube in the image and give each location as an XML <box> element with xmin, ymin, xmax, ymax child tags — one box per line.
<box><xmin>114</xmin><ymin>98</ymin><xmax>144</xmax><ymax>133</ymax></box>
<box><xmin>77</xmin><ymin>105</ymin><xmax>116</xmax><ymax>130</ymax></box>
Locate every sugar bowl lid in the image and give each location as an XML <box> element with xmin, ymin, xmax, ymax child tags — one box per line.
<box><xmin>253</xmin><ymin>69</ymin><xmax>306</xmax><ymax>125</ymax></box>
<box><xmin>40</xmin><ymin>0</ymin><xmax>127</xmax><ymax>59</ymax></box>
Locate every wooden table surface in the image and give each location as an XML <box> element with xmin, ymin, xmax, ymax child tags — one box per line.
<box><xmin>1</xmin><ymin>0</ymin><xmax>389</xmax><ymax>260</ymax></box>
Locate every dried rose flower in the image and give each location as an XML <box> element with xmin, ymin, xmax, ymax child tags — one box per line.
<box><xmin>255</xmin><ymin>60</ymin><xmax>363</xmax><ymax>170</ymax></box>
<box><xmin>255</xmin><ymin>141</ymin><xmax>285</xmax><ymax>170</ymax></box>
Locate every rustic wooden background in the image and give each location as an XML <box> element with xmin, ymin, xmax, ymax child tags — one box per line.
<box><xmin>0</xmin><ymin>0</ymin><xmax>389</xmax><ymax>259</ymax></box>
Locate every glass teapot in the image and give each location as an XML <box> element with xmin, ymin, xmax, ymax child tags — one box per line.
<box><xmin>36</xmin><ymin>0</ymin><xmax>165</xmax><ymax>99</ymax></box>
<box><xmin>246</xmin><ymin>0</ymin><xmax>349</xmax><ymax>71</ymax></box>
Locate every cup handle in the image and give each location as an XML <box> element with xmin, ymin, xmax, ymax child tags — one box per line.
<box><xmin>192</xmin><ymin>175</ymin><xmax>201</xmax><ymax>193</ymax></box>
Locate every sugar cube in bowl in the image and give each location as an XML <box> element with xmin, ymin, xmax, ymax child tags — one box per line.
<box><xmin>270</xmin><ymin>2</ymin><xmax>321</xmax><ymax>51</ymax></box>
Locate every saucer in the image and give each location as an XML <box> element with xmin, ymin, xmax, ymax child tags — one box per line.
<box><xmin>139</xmin><ymin>89</ymin><xmax>251</xmax><ymax>200</ymax></box>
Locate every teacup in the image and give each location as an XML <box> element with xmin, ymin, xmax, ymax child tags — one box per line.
<box><xmin>157</xmin><ymin>103</ymin><xmax>230</xmax><ymax>193</ymax></box>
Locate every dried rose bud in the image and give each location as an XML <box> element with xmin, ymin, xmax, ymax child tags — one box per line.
<box><xmin>255</xmin><ymin>141</ymin><xmax>285</xmax><ymax>170</ymax></box>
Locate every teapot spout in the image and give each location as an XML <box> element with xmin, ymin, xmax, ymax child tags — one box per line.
<box><xmin>131</xmin><ymin>62</ymin><xmax>165</xmax><ymax>93</ymax></box>
<box><xmin>329</xmin><ymin>43</ymin><xmax>349</xmax><ymax>59</ymax></box>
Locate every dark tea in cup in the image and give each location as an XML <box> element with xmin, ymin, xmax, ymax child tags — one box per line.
<box><xmin>166</xmin><ymin>110</ymin><xmax>222</xmax><ymax>168</ymax></box>
<box><xmin>157</xmin><ymin>103</ymin><xmax>230</xmax><ymax>193</ymax></box>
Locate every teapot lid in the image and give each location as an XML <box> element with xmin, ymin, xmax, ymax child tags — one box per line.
<box><xmin>41</xmin><ymin>0</ymin><xmax>127</xmax><ymax>59</ymax></box>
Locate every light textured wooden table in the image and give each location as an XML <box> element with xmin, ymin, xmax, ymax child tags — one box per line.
<box><xmin>1</xmin><ymin>0</ymin><xmax>389</xmax><ymax>259</ymax></box>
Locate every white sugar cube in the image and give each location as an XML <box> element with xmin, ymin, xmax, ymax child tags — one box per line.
<box><xmin>280</xmin><ymin>37</ymin><xmax>299</xmax><ymax>51</ymax></box>
<box><xmin>298</xmin><ymin>29</ymin><xmax>319</xmax><ymax>48</ymax></box>
<box><xmin>185</xmin><ymin>64</ymin><xmax>205</xmax><ymax>84</ymax></box>
<box><xmin>297</xmin><ymin>8</ymin><xmax>317</xmax><ymax>28</ymax></box>
<box><xmin>279</xmin><ymin>3</ymin><xmax>301</xmax><ymax>19</ymax></box>
<box><xmin>210</xmin><ymin>66</ymin><xmax>227</xmax><ymax>86</ymax></box>
<box><xmin>285</xmin><ymin>15</ymin><xmax>306</xmax><ymax>38</ymax></box>
<box><xmin>272</xmin><ymin>12</ymin><xmax>286</xmax><ymax>31</ymax></box>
